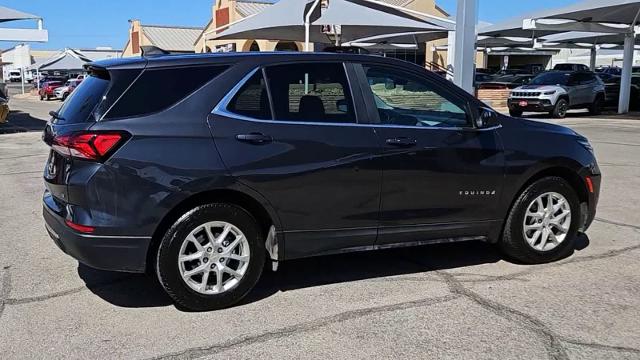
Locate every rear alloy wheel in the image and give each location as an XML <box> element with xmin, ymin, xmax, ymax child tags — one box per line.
<box><xmin>500</xmin><ymin>177</ymin><xmax>580</xmax><ymax>264</ymax></box>
<box><xmin>551</xmin><ymin>98</ymin><xmax>569</xmax><ymax>119</ymax></box>
<box><xmin>588</xmin><ymin>95</ymin><xmax>604</xmax><ymax>116</ymax></box>
<box><xmin>156</xmin><ymin>203</ymin><xmax>265</xmax><ymax>311</ymax></box>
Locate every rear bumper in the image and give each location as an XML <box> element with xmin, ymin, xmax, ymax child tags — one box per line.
<box><xmin>508</xmin><ymin>98</ymin><xmax>555</xmax><ymax>112</ymax></box>
<box><xmin>43</xmin><ymin>191</ymin><xmax>151</xmax><ymax>273</ymax></box>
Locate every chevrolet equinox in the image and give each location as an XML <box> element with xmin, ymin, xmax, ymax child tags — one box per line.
<box><xmin>43</xmin><ymin>52</ymin><xmax>601</xmax><ymax>311</ymax></box>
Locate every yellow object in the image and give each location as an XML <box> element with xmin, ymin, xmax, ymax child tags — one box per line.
<box><xmin>0</xmin><ymin>104</ymin><xmax>9</xmax><ymax>124</ymax></box>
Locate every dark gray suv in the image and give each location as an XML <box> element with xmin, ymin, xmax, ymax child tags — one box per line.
<box><xmin>43</xmin><ymin>52</ymin><xmax>600</xmax><ymax>310</ymax></box>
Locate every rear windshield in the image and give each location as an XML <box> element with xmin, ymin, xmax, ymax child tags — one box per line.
<box><xmin>530</xmin><ymin>72</ymin><xmax>570</xmax><ymax>86</ymax></box>
<box><xmin>55</xmin><ymin>75</ymin><xmax>109</xmax><ymax>124</ymax></box>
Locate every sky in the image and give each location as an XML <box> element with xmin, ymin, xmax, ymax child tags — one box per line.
<box><xmin>1</xmin><ymin>0</ymin><xmax>579</xmax><ymax>51</ymax></box>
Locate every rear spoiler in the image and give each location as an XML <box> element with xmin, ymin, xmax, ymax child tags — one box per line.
<box><xmin>84</xmin><ymin>64</ymin><xmax>110</xmax><ymax>80</ymax></box>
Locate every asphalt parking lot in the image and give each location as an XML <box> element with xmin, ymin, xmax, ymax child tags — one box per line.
<box><xmin>1</xmin><ymin>96</ymin><xmax>639</xmax><ymax>359</ymax></box>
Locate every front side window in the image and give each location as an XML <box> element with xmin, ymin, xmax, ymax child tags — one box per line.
<box><xmin>264</xmin><ymin>63</ymin><xmax>355</xmax><ymax>123</ymax></box>
<box><xmin>364</xmin><ymin>66</ymin><xmax>468</xmax><ymax>127</ymax></box>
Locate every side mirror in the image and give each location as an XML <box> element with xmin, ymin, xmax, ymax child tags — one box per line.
<box><xmin>336</xmin><ymin>99</ymin><xmax>348</xmax><ymax>113</ymax></box>
<box><xmin>384</xmin><ymin>79</ymin><xmax>396</xmax><ymax>90</ymax></box>
<box><xmin>476</xmin><ymin>107</ymin><xmax>500</xmax><ymax>128</ymax></box>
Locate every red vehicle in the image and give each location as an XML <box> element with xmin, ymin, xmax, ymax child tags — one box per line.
<box><xmin>39</xmin><ymin>81</ymin><xmax>64</xmax><ymax>101</ymax></box>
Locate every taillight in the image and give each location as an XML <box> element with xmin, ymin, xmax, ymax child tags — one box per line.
<box><xmin>52</xmin><ymin>132</ymin><xmax>127</xmax><ymax>161</ymax></box>
<box><xmin>65</xmin><ymin>219</ymin><xmax>95</xmax><ymax>234</ymax></box>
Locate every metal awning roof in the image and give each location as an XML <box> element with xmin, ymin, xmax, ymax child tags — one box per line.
<box><xmin>527</xmin><ymin>0</ymin><xmax>640</xmax><ymax>25</ymax></box>
<box><xmin>0</xmin><ymin>6</ymin><xmax>40</xmax><ymax>23</ymax></box>
<box><xmin>478</xmin><ymin>15</ymin><xmax>561</xmax><ymax>39</ymax></box>
<box><xmin>314</xmin><ymin>0</ymin><xmax>454</xmax><ymax>40</ymax></box>
<box><xmin>212</xmin><ymin>0</ymin><xmax>327</xmax><ymax>43</ymax></box>
<box><xmin>541</xmin><ymin>31</ymin><xmax>640</xmax><ymax>46</ymax></box>
<box><xmin>38</xmin><ymin>49</ymin><xmax>92</xmax><ymax>72</ymax></box>
<box><xmin>143</xmin><ymin>25</ymin><xmax>203</xmax><ymax>52</ymax></box>
<box><xmin>212</xmin><ymin>0</ymin><xmax>453</xmax><ymax>44</ymax></box>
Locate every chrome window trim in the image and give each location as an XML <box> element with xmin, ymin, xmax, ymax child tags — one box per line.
<box><xmin>212</xmin><ymin>66</ymin><xmax>502</xmax><ymax>132</ymax></box>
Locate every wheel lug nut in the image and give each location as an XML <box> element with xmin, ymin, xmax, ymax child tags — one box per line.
<box><xmin>207</xmin><ymin>247</ymin><xmax>213</xmax><ymax>253</ymax></box>
<box><xmin>219</xmin><ymin>258</ymin><xmax>225</xmax><ymax>262</ymax></box>
<box><xmin>217</xmin><ymin>248</ymin><xmax>223</xmax><ymax>253</ymax></box>
<box><xmin>203</xmin><ymin>258</ymin><xmax>209</xmax><ymax>263</ymax></box>
<box><xmin>210</xmin><ymin>264</ymin><xmax>215</xmax><ymax>269</ymax></box>
<box><xmin>222</xmin><ymin>241</ymin><xmax>229</xmax><ymax>247</ymax></box>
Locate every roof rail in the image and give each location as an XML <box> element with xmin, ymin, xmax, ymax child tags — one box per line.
<box><xmin>323</xmin><ymin>46</ymin><xmax>370</xmax><ymax>54</ymax></box>
<box><xmin>141</xmin><ymin>46</ymin><xmax>171</xmax><ymax>57</ymax></box>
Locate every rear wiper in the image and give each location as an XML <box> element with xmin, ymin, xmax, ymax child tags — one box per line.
<box><xmin>49</xmin><ymin>111</ymin><xmax>65</xmax><ymax>121</ymax></box>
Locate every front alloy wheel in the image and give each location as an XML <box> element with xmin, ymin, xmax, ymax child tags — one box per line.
<box><xmin>522</xmin><ymin>192</ymin><xmax>571</xmax><ymax>251</ymax></box>
<box><xmin>500</xmin><ymin>177</ymin><xmax>579</xmax><ymax>264</ymax></box>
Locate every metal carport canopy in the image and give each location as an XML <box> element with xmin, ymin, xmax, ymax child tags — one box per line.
<box><xmin>524</xmin><ymin>0</ymin><xmax>640</xmax><ymax>113</ymax></box>
<box><xmin>0</xmin><ymin>6</ymin><xmax>48</xmax><ymax>42</ymax></box>
<box><xmin>212</xmin><ymin>0</ymin><xmax>453</xmax><ymax>46</ymax></box>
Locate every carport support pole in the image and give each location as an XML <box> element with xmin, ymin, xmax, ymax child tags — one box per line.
<box><xmin>589</xmin><ymin>46</ymin><xmax>597</xmax><ymax>71</ymax></box>
<box><xmin>618</xmin><ymin>32</ymin><xmax>635</xmax><ymax>114</ymax></box>
<box><xmin>453</xmin><ymin>0</ymin><xmax>478</xmax><ymax>94</ymax></box>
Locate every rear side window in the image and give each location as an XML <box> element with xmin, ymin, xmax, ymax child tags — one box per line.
<box><xmin>227</xmin><ymin>70</ymin><xmax>272</xmax><ymax>120</ymax></box>
<box><xmin>264</xmin><ymin>63</ymin><xmax>356</xmax><ymax>123</ymax></box>
<box><xmin>105</xmin><ymin>65</ymin><xmax>228</xmax><ymax>119</ymax></box>
<box><xmin>56</xmin><ymin>75</ymin><xmax>109</xmax><ymax>124</ymax></box>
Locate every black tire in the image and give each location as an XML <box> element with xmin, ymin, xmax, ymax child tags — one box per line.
<box><xmin>509</xmin><ymin>109</ymin><xmax>523</xmax><ymax>118</ymax></box>
<box><xmin>62</xmin><ymin>93</ymin><xmax>68</xmax><ymax>101</ymax></box>
<box><xmin>40</xmin><ymin>95</ymin><xmax>44</xmax><ymax>101</ymax></box>
<box><xmin>551</xmin><ymin>98</ymin><xmax>569</xmax><ymax>119</ymax></box>
<box><xmin>156</xmin><ymin>203</ymin><xmax>265</xmax><ymax>311</ymax></box>
<box><xmin>500</xmin><ymin>177</ymin><xmax>580</xmax><ymax>264</ymax></box>
<box><xmin>588</xmin><ymin>94</ymin><xmax>604</xmax><ymax>115</ymax></box>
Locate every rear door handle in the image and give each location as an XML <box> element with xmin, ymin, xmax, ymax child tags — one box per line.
<box><xmin>385</xmin><ymin>137</ymin><xmax>417</xmax><ymax>147</ymax></box>
<box><xmin>236</xmin><ymin>133</ymin><xmax>273</xmax><ymax>145</ymax></box>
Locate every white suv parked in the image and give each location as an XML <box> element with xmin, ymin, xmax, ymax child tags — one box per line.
<box><xmin>508</xmin><ymin>71</ymin><xmax>606</xmax><ymax>118</ymax></box>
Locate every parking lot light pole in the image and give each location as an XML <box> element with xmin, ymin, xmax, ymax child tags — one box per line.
<box><xmin>453</xmin><ymin>0</ymin><xmax>478</xmax><ymax>94</ymax></box>
<box><xmin>20</xmin><ymin>67</ymin><xmax>25</xmax><ymax>95</ymax></box>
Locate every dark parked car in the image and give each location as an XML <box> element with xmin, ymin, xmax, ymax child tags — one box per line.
<box><xmin>478</xmin><ymin>74</ymin><xmax>534</xmax><ymax>90</ymax></box>
<box><xmin>43</xmin><ymin>52</ymin><xmax>601</xmax><ymax>311</ymax></box>
<box><xmin>554</xmin><ymin>63</ymin><xmax>590</xmax><ymax>72</ymax></box>
<box><xmin>603</xmin><ymin>75</ymin><xmax>640</xmax><ymax>110</ymax></box>
<box><xmin>596</xmin><ymin>66</ymin><xmax>622</xmax><ymax>76</ymax></box>
<box><xmin>475</xmin><ymin>72</ymin><xmax>495</xmax><ymax>86</ymax></box>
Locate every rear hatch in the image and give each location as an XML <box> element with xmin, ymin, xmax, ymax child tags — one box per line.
<box><xmin>42</xmin><ymin>65</ymin><xmax>140</xmax><ymax>207</ymax></box>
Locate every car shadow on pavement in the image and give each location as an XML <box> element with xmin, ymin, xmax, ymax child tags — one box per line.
<box><xmin>76</xmin><ymin>234</ymin><xmax>590</xmax><ymax>311</ymax></box>
<box><xmin>0</xmin><ymin>110</ymin><xmax>48</xmax><ymax>134</ymax></box>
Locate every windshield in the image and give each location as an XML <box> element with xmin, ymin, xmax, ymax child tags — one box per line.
<box><xmin>530</xmin><ymin>72</ymin><xmax>570</xmax><ymax>86</ymax></box>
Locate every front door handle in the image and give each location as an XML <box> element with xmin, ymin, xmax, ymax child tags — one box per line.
<box><xmin>236</xmin><ymin>133</ymin><xmax>273</xmax><ymax>145</ymax></box>
<box><xmin>385</xmin><ymin>137</ymin><xmax>417</xmax><ymax>147</ymax></box>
